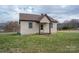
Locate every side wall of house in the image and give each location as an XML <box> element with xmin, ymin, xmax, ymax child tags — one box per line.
<box><xmin>20</xmin><ymin>21</ymin><xmax>39</xmax><ymax>35</ymax></box>
<box><xmin>51</xmin><ymin>23</ymin><xmax>57</xmax><ymax>33</ymax></box>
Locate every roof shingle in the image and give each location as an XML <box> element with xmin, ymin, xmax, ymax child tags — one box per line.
<box><xmin>19</xmin><ymin>13</ymin><xmax>58</xmax><ymax>23</ymax></box>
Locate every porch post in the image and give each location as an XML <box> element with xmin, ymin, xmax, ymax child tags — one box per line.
<box><xmin>49</xmin><ymin>22</ymin><xmax>51</xmax><ymax>34</ymax></box>
<box><xmin>39</xmin><ymin>22</ymin><xmax>40</xmax><ymax>34</ymax></box>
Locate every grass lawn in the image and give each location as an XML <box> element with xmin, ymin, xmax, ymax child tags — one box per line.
<box><xmin>0</xmin><ymin>32</ymin><xmax>79</xmax><ymax>53</ymax></box>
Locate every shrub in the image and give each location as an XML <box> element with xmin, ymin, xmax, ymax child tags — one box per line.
<box><xmin>62</xmin><ymin>26</ymin><xmax>74</xmax><ymax>30</ymax></box>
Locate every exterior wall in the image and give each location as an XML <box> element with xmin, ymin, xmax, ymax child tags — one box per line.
<box><xmin>51</xmin><ymin>23</ymin><xmax>57</xmax><ymax>33</ymax></box>
<box><xmin>20</xmin><ymin>18</ymin><xmax>57</xmax><ymax>35</ymax></box>
<box><xmin>44</xmin><ymin>23</ymin><xmax>49</xmax><ymax>33</ymax></box>
<box><xmin>40</xmin><ymin>16</ymin><xmax>50</xmax><ymax>23</ymax></box>
<box><xmin>20</xmin><ymin>21</ymin><xmax>39</xmax><ymax>35</ymax></box>
<box><xmin>40</xmin><ymin>16</ymin><xmax>50</xmax><ymax>33</ymax></box>
<box><xmin>40</xmin><ymin>23</ymin><xmax>49</xmax><ymax>33</ymax></box>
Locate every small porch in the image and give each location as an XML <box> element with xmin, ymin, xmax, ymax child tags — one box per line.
<box><xmin>38</xmin><ymin>15</ymin><xmax>52</xmax><ymax>34</ymax></box>
<box><xmin>39</xmin><ymin>22</ymin><xmax>51</xmax><ymax>34</ymax></box>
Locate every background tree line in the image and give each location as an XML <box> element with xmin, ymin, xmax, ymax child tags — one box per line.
<box><xmin>57</xmin><ymin>19</ymin><xmax>79</xmax><ymax>30</ymax></box>
<box><xmin>0</xmin><ymin>21</ymin><xmax>20</xmax><ymax>32</ymax></box>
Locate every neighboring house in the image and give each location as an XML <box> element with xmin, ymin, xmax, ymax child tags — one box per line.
<box><xmin>19</xmin><ymin>13</ymin><xmax>58</xmax><ymax>35</ymax></box>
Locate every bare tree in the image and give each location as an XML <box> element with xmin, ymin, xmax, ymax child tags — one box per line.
<box><xmin>4</xmin><ymin>21</ymin><xmax>20</xmax><ymax>32</ymax></box>
<box><xmin>58</xmin><ymin>19</ymin><xmax>79</xmax><ymax>30</ymax></box>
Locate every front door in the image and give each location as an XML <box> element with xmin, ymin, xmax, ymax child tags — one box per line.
<box><xmin>40</xmin><ymin>24</ymin><xmax>44</xmax><ymax>33</ymax></box>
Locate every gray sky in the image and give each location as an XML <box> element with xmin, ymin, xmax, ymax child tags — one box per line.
<box><xmin>0</xmin><ymin>5</ymin><xmax>79</xmax><ymax>23</ymax></box>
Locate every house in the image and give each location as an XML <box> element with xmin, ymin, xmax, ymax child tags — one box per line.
<box><xmin>19</xmin><ymin>13</ymin><xmax>58</xmax><ymax>35</ymax></box>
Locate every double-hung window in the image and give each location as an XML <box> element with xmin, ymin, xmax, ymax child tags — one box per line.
<box><xmin>28</xmin><ymin>21</ymin><xmax>33</xmax><ymax>29</ymax></box>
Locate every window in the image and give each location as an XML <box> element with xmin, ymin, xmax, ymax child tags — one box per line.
<box><xmin>28</xmin><ymin>21</ymin><xmax>32</xmax><ymax>28</ymax></box>
<box><xmin>50</xmin><ymin>23</ymin><xmax>53</xmax><ymax>28</ymax></box>
<box><xmin>41</xmin><ymin>24</ymin><xmax>43</xmax><ymax>30</ymax></box>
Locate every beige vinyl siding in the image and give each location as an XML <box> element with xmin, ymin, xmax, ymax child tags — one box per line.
<box><xmin>40</xmin><ymin>16</ymin><xmax>50</xmax><ymax>23</ymax></box>
<box><xmin>40</xmin><ymin>16</ymin><xmax>50</xmax><ymax>33</ymax></box>
<box><xmin>51</xmin><ymin>23</ymin><xmax>57</xmax><ymax>33</ymax></box>
<box><xmin>20</xmin><ymin>21</ymin><xmax>39</xmax><ymax>35</ymax></box>
<box><xmin>43</xmin><ymin>23</ymin><xmax>49</xmax><ymax>33</ymax></box>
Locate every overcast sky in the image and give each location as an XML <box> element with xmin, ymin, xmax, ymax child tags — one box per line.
<box><xmin>0</xmin><ymin>5</ymin><xmax>79</xmax><ymax>23</ymax></box>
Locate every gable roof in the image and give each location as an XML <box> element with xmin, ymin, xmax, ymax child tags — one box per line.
<box><xmin>19</xmin><ymin>13</ymin><xmax>58</xmax><ymax>23</ymax></box>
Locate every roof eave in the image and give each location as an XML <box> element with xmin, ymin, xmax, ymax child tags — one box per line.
<box><xmin>19</xmin><ymin>20</ymin><xmax>40</xmax><ymax>22</ymax></box>
<box><xmin>51</xmin><ymin>21</ymin><xmax>58</xmax><ymax>23</ymax></box>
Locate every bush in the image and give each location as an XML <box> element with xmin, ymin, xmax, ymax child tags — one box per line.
<box><xmin>62</xmin><ymin>26</ymin><xmax>74</xmax><ymax>30</ymax></box>
<box><xmin>62</xmin><ymin>26</ymin><xmax>69</xmax><ymax>30</ymax></box>
<box><xmin>17</xmin><ymin>32</ymin><xmax>21</xmax><ymax>35</ymax></box>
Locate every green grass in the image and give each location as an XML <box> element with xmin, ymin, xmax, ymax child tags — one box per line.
<box><xmin>0</xmin><ymin>32</ymin><xmax>79</xmax><ymax>53</ymax></box>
